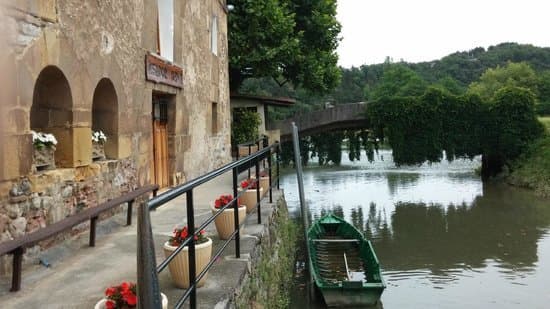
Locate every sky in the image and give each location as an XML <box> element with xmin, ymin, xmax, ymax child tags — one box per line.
<box><xmin>336</xmin><ymin>0</ymin><xmax>550</xmax><ymax>68</ymax></box>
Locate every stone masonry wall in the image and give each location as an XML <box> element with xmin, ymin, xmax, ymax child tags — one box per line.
<box><xmin>0</xmin><ymin>158</ymin><xmax>138</xmax><ymax>274</ymax></box>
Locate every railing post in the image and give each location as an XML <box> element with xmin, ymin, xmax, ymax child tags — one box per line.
<box><xmin>127</xmin><ymin>200</ymin><xmax>134</xmax><ymax>226</ymax></box>
<box><xmin>247</xmin><ymin>144</ymin><xmax>252</xmax><ymax>178</ymax></box>
<box><xmin>276</xmin><ymin>144</ymin><xmax>280</xmax><ymax>190</ymax></box>
<box><xmin>153</xmin><ymin>189</ymin><xmax>158</xmax><ymax>197</ymax></box>
<box><xmin>10</xmin><ymin>247</ymin><xmax>24</xmax><ymax>292</ymax></box>
<box><xmin>268</xmin><ymin>150</ymin><xmax>273</xmax><ymax>203</ymax></box>
<box><xmin>89</xmin><ymin>216</ymin><xmax>98</xmax><ymax>247</ymax></box>
<box><xmin>232</xmin><ymin>167</ymin><xmax>240</xmax><ymax>259</ymax></box>
<box><xmin>186</xmin><ymin>190</ymin><xmax>197</xmax><ymax>309</ymax></box>
<box><xmin>255</xmin><ymin>160</ymin><xmax>261</xmax><ymax>224</ymax></box>
<box><xmin>137</xmin><ymin>201</ymin><xmax>162</xmax><ymax>309</ymax></box>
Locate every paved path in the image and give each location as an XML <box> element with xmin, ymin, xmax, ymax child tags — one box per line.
<box><xmin>0</xmin><ymin>171</ymin><xmax>283</xmax><ymax>308</ymax></box>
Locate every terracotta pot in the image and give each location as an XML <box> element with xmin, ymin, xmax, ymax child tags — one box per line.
<box><xmin>94</xmin><ymin>293</ymin><xmax>168</xmax><ymax>309</ymax></box>
<box><xmin>163</xmin><ymin>238</ymin><xmax>213</xmax><ymax>289</ymax></box>
<box><xmin>211</xmin><ymin>204</ymin><xmax>246</xmax><ymax>240</ymax></box>
<box><xmin>238</xmin><ymin>145</ymin><xmax>258</xmax><ymax>157</ymax></box>
<box><xmin>238</xmin><ymin>188</ymin><xmax>264</xmax><ymax>213</ymax></box>
<box><xmin>252</xmin><ymin>176</ymin><xmax>270</xmax><ymax>196</ymax></box>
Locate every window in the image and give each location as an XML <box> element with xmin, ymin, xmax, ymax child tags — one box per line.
<box><xmin>157</xmin><ymin>0</ymin><xmax>174</xmax><ymax>61</ymax></box>
<box><xmin>211</xmin><ymin>102</ymin><xmax>218</xmax><ymax>134</ymax></box>
<box><xmin>210</xmin><ymin>15</ymin><xmax>218</xmax><ymax>56</ymax></box>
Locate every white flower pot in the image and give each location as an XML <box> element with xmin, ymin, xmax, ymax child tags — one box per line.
<box><xmin>211</xmin><ymin>204</ymin><xmax>246</xmax><ymax>240</ymax></box>
<box><xmin>94</xmin><ymin>293</ymin><xmax>168</xmax><ymax>309</ymax></box>
<box><xmin>163</xmin><ymin>238</ymin><xmax>213</xmax><ymax>289</ymax></box>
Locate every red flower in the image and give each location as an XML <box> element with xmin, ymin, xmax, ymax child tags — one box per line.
<box><xmin>105</xmin><ymin>287</ymin><xmax>117</xmax><ymax>297</ymax></box>
<box><xmin>105</xmin><ymin>300</ymin><xmax>116</xmax><ymax>309</ymax></box>
<box><xmin>104</xmin><ymin>282</ymin><xmax>137</xmax><ymax>308</ymax></box>
<box><xmin>169</xmin><ymin>226</ymin><xmax>207</xmax><ymax>247</ymax></box>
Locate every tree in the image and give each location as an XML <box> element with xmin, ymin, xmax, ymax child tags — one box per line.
<box><xmin>468</xmin><ymin>62</ymin><xmax>539</xmax><ymax>100</ymax></box>
<box><xmin>369</xmin><ymin>64</ymin><xmax>428</xmax><ymax>100</ymax></box>
<box><xmin>228</xmin><ymin>0</ymin><xmax>341</xmax><ymax>94</ymax></box>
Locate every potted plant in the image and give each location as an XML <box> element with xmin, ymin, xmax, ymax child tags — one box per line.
<box><xmin>94</xmin><ymin>281</ymin><xmax>168</xmax><ymax>309</ymax></box>
<box><xmin>231</xmin><ymin>108</ymin><xmax>261</xmax><ymax>157</ymax></box>
<box><xmin>92</xmin><ymin>130</ymin><xmax>107</xmax><ymax>160</ymax></box>
<box><xmin>252</xmin><ymin>170</ymin><xmax>270</xmax><ymax>197</ymax></box>
<box><xmin>238</xmin><ymin>179</ymin><xmax>263</xmax><ymax>213</ymax></box>
<box><xmin>31</xmin><ymin>130</ymin><xmax>57</xmax><ymax>170</ymax></box>
<box><xmin>211</xmin><ymin>194</ymin><xmax>246</xmax><ymax>240</ymax></box>
<box><xmin>163</xmin><ymin>226</ymin><xmax>212</xmax><ymax>289</ymax></box>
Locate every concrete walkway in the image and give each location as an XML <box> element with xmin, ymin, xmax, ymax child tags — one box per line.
<box><xmin>0</xmin><ymin>170</ymin><xmax>283</xmax><ymax>308</ymax></box>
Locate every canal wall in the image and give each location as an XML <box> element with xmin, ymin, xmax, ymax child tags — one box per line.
<box><xmin>234</xmin><ymin>197</ymin><xmax>298</xmax><ymax>308</ymax></box>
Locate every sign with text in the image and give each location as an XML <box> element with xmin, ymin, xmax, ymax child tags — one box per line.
<box><xmin>145</xmin><ymin>53</ymin><xmax>183</xmax><ymax>88</ymax></box>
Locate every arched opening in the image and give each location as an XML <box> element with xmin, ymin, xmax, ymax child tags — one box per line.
<box><xmin>31</xmin><ymin>66</ymin><xmax>73</xmax><ymax>168</ymax></box>
<box><xmin>92</xmin><ymin>78</ymin><xmax>118</xmax><ymax>159</ymax></box>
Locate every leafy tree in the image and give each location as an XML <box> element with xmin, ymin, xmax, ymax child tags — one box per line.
<box><xmin>228</xmin><ymin>0</ymin><xmax>341</xmax><ymax>94</ymax></box>
<box><xmin>231</xmin><ymin>108</ymin><xmax>261</xmax><ymax>145</ymax></box>
<box><xmin>369</xmin><ymin>64</ymin><xmax>428</xmax><ymax>100</ymax></box>
<box><xmin>468</xmin><ymin>62</ymin><xmax>539</xmax><ymax>100</ymax></box>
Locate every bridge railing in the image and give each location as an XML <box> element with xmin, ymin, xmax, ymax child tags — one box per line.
<box><xmin>137</xmin><ymin>142</ymin><xmax>281</xmax><ymax>309</ymax></box>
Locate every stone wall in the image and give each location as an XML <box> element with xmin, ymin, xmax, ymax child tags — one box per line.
<box><xmin>0</xmin><ymin>158</ymin><xmax>139</xmax><ymax>274</ymax></box>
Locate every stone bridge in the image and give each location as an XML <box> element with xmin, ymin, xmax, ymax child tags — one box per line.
<box><xmin>268</xmin><ymin>102</ymin><xmax>369</xmax><ymax>141</ymax></box>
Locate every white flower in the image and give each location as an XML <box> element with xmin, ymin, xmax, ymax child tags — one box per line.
<box><xmin>92</xmin><ymin>130</ymin><xmax>107</xmax><ymax>143</ymax></box>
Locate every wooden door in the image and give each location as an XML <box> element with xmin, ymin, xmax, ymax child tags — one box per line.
<box><xmin>152</xmin><ymin>97</ymin><xmax>169</xmax><ymax>188</ymax></box>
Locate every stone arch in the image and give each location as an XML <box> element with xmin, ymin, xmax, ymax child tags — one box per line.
<box><xmin>92</xmin><ymin>78</ymin><xmax>118</xmax><ymax>159</ymax></box>
<box><xmin>30</xmin><ymin>65</ymin><xmax>74</xmax><ymax>168</ymax></box>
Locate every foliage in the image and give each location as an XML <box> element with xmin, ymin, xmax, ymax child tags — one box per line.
<box><xmin>31</xmin><ymin>130</ymin><xmax>57</xmax><ymax>149</ymax></box>
<box><xmin>231</xmin><ymin>108</ymin><xmax>261</xmax><ymax>145</ymax></box>
<box><xmin>104</xmin><ymin>282</ymin><xmax>137</xmax><ymax>308</ymax></box>
<box><xmin>168</xmin><ymin>226</ymin><xmax>207</xmax><ymax>247</ymax></box>
<box><xmin>468</xmin><ymin>62</ymin><xmax>539</xmax><ymax>100</ymax></box>
<box><xmin>228</xmin><ymin>0</ymin><xmax>341</xmax><ymax>94</ymax></box>
<box><xmin>310</xmin><ymin>131</ymin><xmax>344</xmax><ymax>165</ymax></box>
<box><xmin>367</xmin><ymin>87</ymin><xmax>544</xmax><ymax>178</ymax></box>
<box><xmin>235</xmin><ymin>200</ymin><xmax>298</xmax><ymax>309</ymax></box>
<box><xmin>241</xmin><ymin>179</ymin><xmax>258</xmax><ymax>190</ymax></box>
<box><xmin>508</xmin><ymin>134</ymin><xmax>550</xmax><ymax>197</ymax></box>
<box><xmin>92</xmin><ymin>130</ymin><xmax>107</xmax><ymax>144</ymax></box>
<box><xmin>369</xmin><ymin>64</ymin><xmax>428</xmax><ymax>100</ymax></box>
<box><xmin>214</xmin><ymin>194</ymin><xmax>241</xmax><ymax>209</ymax></box>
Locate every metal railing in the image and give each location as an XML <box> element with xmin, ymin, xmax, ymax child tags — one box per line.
<box><xmin>137</xmin><ymin>141</ymin><xmax>281</xmax><ymax>309</ymax></box>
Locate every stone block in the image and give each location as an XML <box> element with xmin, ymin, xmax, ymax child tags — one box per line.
<box><xmin>74</xmin><ymin>163</ymin><xmax>100</xmax><ymax>182</ymax></box>
<box><xmin>73</xmin><ymin>127</ymin><xmax>92</xmax><ymax>167</ymax></box>
<box><xmin>47</xmin><ymin>127</ymin><xmax>72</xmax><ymax>168</ymax></box>
<box><xmin>9</xmin><ymin>217</ymin><xmax>27</xmax><ymax>238</ymax></box>
<box><xmin>118</xmin><ymin>134</ymin><xmax>132</xmax><ymax>158</ymax></box>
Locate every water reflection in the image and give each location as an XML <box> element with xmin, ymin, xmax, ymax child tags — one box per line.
<box><xmin>285</xmin><ymin>150</ymin><xmax>550</xmax><ymax>308</ymax></box>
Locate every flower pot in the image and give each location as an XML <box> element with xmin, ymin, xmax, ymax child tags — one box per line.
<box><xmin>252</xmin><ymin>176</ymin><xmax>270</xmax><ymax>197</ymax></box>
<box><xmin>238</xmin><ymin>188</ymin><xmax>264</xmax><ymax>213</ymax></box>
<box><xmin>163</xmin><ymin>238</ymin><xmax>213</xmax><ymax>289</ymax></box>
<box><xmin>211</xmin><ymin>205</ymin><xmax>246</xmax><ymax>240</ymax></box>
<box><xmin>94</xmin><ymin>293</ymin><xmax>168</xmax><ymax>309</ymax></box>
<box><xmin>33</xmin><ymin>146</ymin><xmax>55</xmax><ymax>171</ymax></box>
<box><xmin>238</xmin><ymin>145</ymin><xmax>258</xmax><ymax>157</ymax></box>
<box><xmin>92</xmin><ymin>142</ymin><xmax>105</xmax><ymax>160</ymax></box>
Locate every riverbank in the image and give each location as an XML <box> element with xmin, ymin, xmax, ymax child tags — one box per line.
<box><xmin>508</xmin><ymin>118</ymin><xmax>550</xmax><ymax>198</ymax></box>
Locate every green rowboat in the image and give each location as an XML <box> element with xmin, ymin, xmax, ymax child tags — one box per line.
<box><xmin>307</xmin><ymin>214</ymin><xmax>385</xmax><ymax>307</ymax></box>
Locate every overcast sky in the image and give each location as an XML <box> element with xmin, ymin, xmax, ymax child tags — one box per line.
<box><xmin>336</xmin><ymin>0</ymin><xmax>550</xmax><ymax>68</ymax></box>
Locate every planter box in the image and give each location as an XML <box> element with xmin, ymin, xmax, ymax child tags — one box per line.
<box><xmin>92</xmin><ymin>142</ymin><xmax>105</xmax><ymax>160</ymax></box>
<box><xmin>238</xmin><ymin>145</ymin><xmax>259</xmax><ymax>157</ymax></box>
<box><xmin>33</xmin><ymin>146</ymin><xmax>55</xmax><ymax>171</ymax></box>
<box><xmin>238</xmin><ymin>188</ymin><xmax>264</xmax><ymax>213</ymax></box>
<box><xmin>211</xmin><ymin>205</ymin><xmax>246</xmax><ymax>240</ymax></box>
<box><xmin>163</xmin><ymin>238</ymin><xmax>213</xmax><ymax>289</ymax></box>
<box><xmin>252</xmin><ymin>175</ymin><xmax>270</xmax><ymax>197</ymax></box>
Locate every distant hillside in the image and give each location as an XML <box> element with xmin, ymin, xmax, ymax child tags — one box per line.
<box><xmin>331</xmin><ymin>42</ymin><xmax>550</xmax><ymax>103</ymax></box>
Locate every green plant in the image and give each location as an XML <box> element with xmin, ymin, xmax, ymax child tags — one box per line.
<box><xmin>31</xmin><ymin>130</ymin><xmax>57</xmax><ymax>150</ymax></box>
<box><xmin>231</xmin><ymin>108</ymin><xmax>261</xmax><ymax>145</ymax></box>
<box><xmin>168</xmin><ymin>226</ymin><xmax>208</xmax><ymax>247</ymax></box>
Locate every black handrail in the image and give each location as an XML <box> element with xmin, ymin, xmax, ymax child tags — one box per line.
<box><xmin>138</xmin><ymin>141</ymin><xmax>281</xmax><ymax>309</ymax></box>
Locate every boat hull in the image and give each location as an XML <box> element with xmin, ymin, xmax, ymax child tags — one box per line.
<box><xmin>319</xmin><ymin>285</ymin><xmax>385</xmax><ymax>307</ymax></box>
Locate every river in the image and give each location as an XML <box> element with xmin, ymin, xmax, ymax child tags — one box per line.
<box><xmin>282</xmin><ymin>149</ymin><xmax>550</xmax><ymax>308</ymax></box>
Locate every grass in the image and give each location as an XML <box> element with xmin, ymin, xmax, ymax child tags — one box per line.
<box><xmin>509</xmin><ymin>122</ymin><xmax>550</xmax><ymax>197</ymax></box>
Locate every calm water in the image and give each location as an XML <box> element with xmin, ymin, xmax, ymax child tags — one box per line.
<box><xmin>283</xmin><ymin>150</ymin><xmax>550</xmax><ymax>308</ymax></box>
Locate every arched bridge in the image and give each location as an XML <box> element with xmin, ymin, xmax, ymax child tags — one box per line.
<box><xmin>268</xmin><ymin>102</ymin><xmax>369</xmax><ymax>141</ymax></box>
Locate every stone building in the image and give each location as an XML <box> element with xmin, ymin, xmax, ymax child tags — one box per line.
<box><xmin>0</xmin><ymin>0</ymin><xmax>230</xmax><ymax>256</ymax></box>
